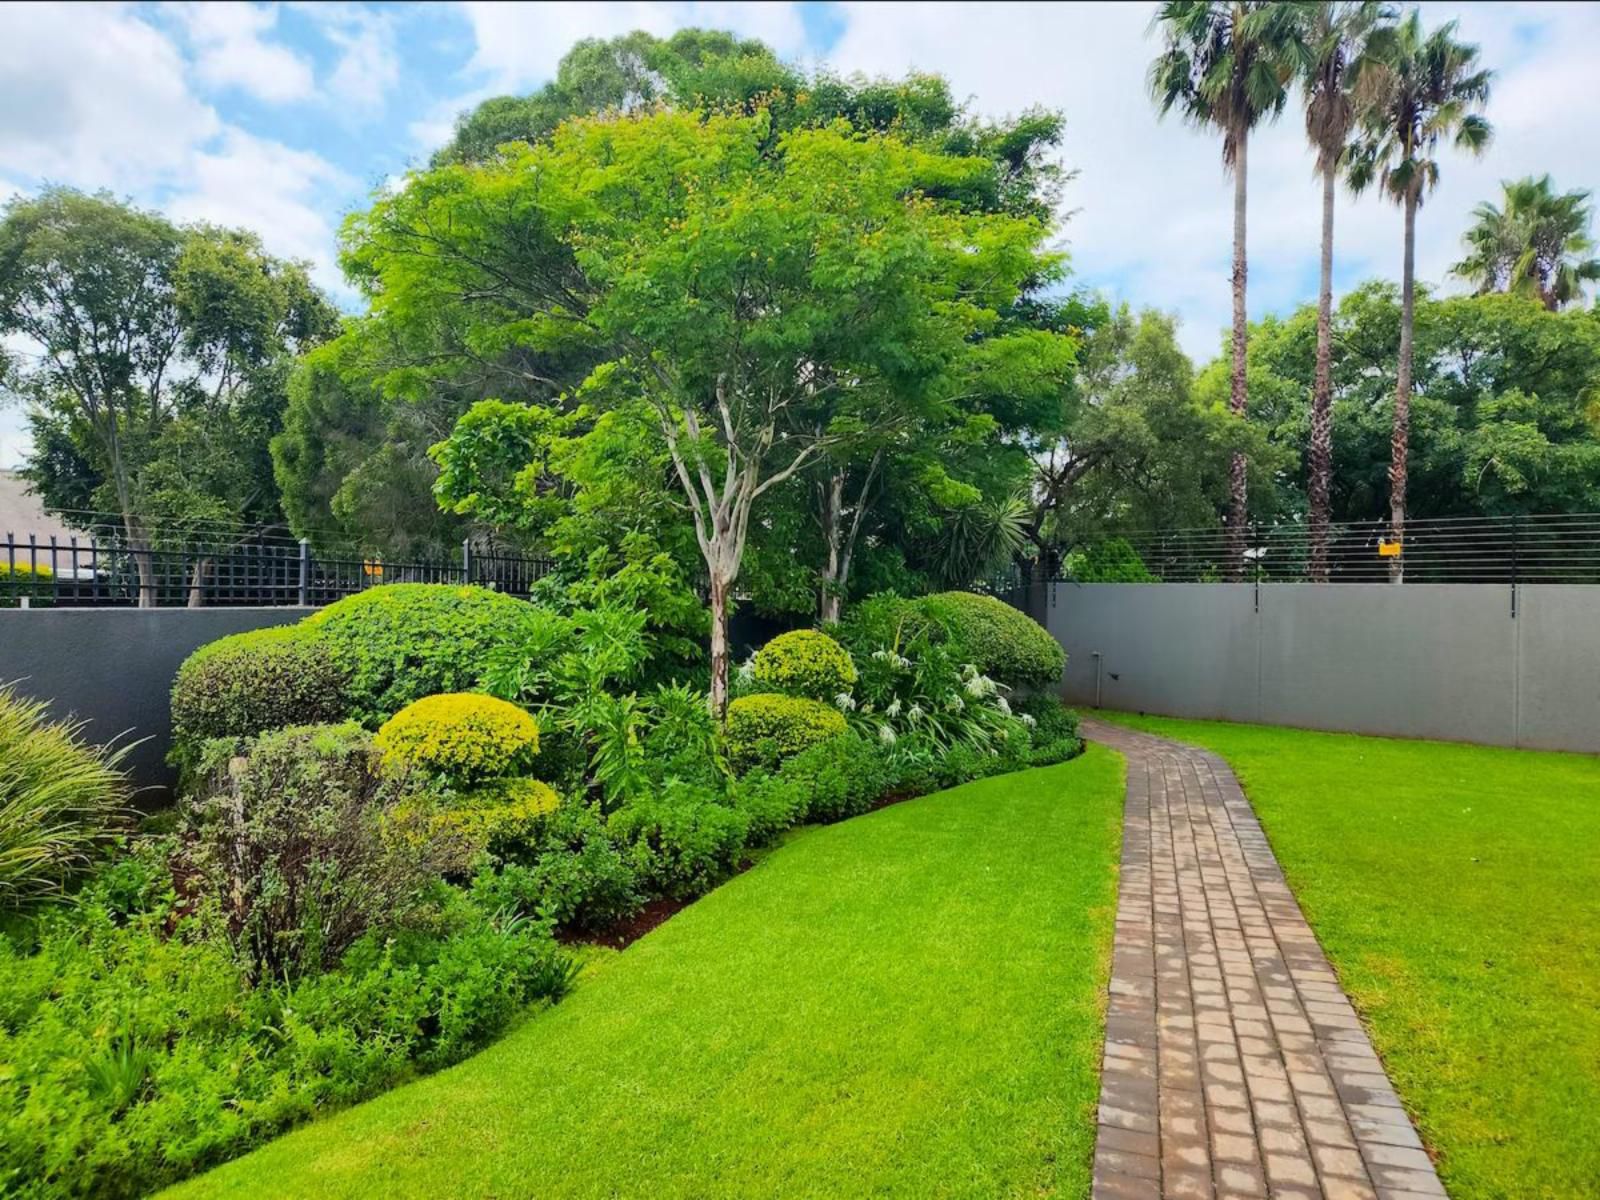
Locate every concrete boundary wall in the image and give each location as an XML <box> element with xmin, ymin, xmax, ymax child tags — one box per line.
<box><xmin>1036</xmin><ymin>583</ymin><xmax>1600</xmax><ymax>754</ymax></box>
<box><xmin>0</xmin><ymin>608</ymin><xmax>311</xmax><ymax>793</ymax></box>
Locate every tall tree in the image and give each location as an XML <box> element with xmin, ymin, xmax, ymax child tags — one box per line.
<box><xmin>1298</xmin><ymin>1</ymin><xmax>1389</xmax><ymax>580</ymax></box>
<box><xmin>1452</xmin><ymin>174</ymin><xmax>1600</xmax><ymax>311</ymax></box>
<box><xmin>341</xmin><ymin>111</ymin><xmax>1067</xmax><ymax>715</ymax></box>
<box><xmin>1348</xmin><ymin>11</ymin><xmax>1491</xmax><ymax>579</ymax></box>
<box><xmin>0</xmin><ymin>189</ymin><xmax>336</xmax><ymax>604</ymax></box>
<box><xmin>1149</xmin><ymin>0</ymin><xmax>1301</xmax><ymax>578</ymax></box>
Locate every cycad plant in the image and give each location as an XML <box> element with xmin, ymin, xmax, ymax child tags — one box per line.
<box><xmin>1453</xmin><ymin>174</ymin><xmax>1600</xmax><ymax>310</ymax></box>
<box><xmin>1348</xmin><ymin>11</ymin><xmax>1491</xmax><ymax>579</ymax></box>
<box><xmin>1149</xmin><ymin>0</ymin><xmax>1302</xmax><ymax>579</ymax></box>
<box><xmin>1297</xmin><ymin>1</ymin><xmax>1391</xmax><ymax>580</ymax></box>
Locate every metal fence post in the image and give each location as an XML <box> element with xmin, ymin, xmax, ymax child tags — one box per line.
<box><xmin>297</xmin><ymin>539</ymin><xmax>311</xmax><ymax>607</ymax></box>
<box><xmin>461</xmin><ymin>538</ymin><xmax>472</xmax><ymax>584</ymax></box>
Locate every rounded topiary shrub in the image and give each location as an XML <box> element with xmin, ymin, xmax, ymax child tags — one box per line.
<box><xmin>724</xmin><ymin>693</ymin><xmax>848</xmax><ymax>773</ymax></box>
<box><xmin>387</xmin><ymin>776</ymin><xmax>561</xmax><ymax>869</ymax></box>
<box><xmin>170</xmin><ymin>625</ymin><xmax>349</xmax><ymax>771</ymax></box>
<box><xmin>376</xmin><ymin>692</ymin><xmax>540</xmax><ymax>785</ymax></box>
<box><xmin>751</xmin><ymin>629</ymin><xmax>858</xmax><ymax>701</ymax></box>
<box><xmin>919</xmin><ymin>591</ymin><xmax>1065</xmax><ymax>689</ymax></box>
<box><xmin>305</xmin><ymin>584</ymin><xmax>547</xmax><ymax>724</ymax></box>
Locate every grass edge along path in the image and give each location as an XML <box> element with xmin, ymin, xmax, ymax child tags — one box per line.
<box><xmin>1095</xmin><ymin>712</ymin><xmax>1600</xmax><ymax>1200</ymax></box>
<box><xmin>166</xmin><ymin>746</ymin><xmax>1126</xmax><ymax>1200</ymax></box>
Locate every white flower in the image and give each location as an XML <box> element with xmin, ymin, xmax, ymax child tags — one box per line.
<box><xmin>886</xmin><ymin>698</ymin><xmax>903</xmax><ymax>719</ymax></box>
<box><xmin>908</xmin><ymin>703</ymin><xmax>924</xmax><ymax>724</ymax></box>
<box><xmin>878</xmin><ymin>724</ymin><xmax>897</xmax><ymax>746</ymax></box>
<box><xmin>872</xmin><ymin>648</ymin><xmax>890</xmax><ymax>661</ymax></box>
<box><xmin>996</xmin><ymin>696</ymin><xmax>1012</xmax><ymax>717</ymax></box>
<box><xmin>834</xmin><ymin>692</ymin><xmax>857</xmax><ymax>712</ymax></box>
<box><xmin>1020</xmin><ymin>713</ymin><xmax>1037</xmax><ymax>729</ymax></box>
<box><xmin>947</xmin><ymin>695</ymin><xmax>965</xmax><ymax>712</ymax></box>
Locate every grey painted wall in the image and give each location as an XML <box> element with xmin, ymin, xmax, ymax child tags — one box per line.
<box><xmin>0</xmin><ymin>608</ymin><xmax>311</xmax><ymax>796</ymax></box>
<box><xmin>1039</xmin><ymin>583</ymin><xmax>1600</xmax><ymax>754</ymax></box>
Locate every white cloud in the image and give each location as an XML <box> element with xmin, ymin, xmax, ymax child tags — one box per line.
<box><xmin>0</xmin><ymin>2</ymin><xmax>220</xmax><ymax>186</ymax></box>
<box><xmin>299</xmin><ymin>2</ymin><xmax>401</xmax><ymax>112</ymax></box>
<box><xmin>172</xmin><ymin>1</ymin><xmax>316</xmax><ymax>104</ymax></box>
<box><xmin>827</xmin><ymin>1</ymin><xmax>1600</xmax><ymax>360</ymax></box>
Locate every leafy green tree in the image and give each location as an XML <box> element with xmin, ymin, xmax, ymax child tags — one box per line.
<box><xmin>1297</xmin><ymin>0</ymin><xmax>1390</xmax><ymax>579</ymax></box>
<box><xmin>0</xmin><ymin>189</ymin><xmax>336</xmax><ymax>603</ymax></box>
<box><xmin>1452</xmin><ymin>174</ymin><xmax>1600</xmax><ymax>311</ymax></box>
<box><xmin>345</xmin><ymin>110</ymin><xmax>1067</xmax><ymax>713</ymax></box>
<box><xmin>1149</xmin><ymin>0</ymin><xmax>1302</xmax><ymax>577</ymax></box>
<box><xmin>1348</xmin><ymin>11</ymin><xmax>1491</xmax><ymax>576</ymax></box>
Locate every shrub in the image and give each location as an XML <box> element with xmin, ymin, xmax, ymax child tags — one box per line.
<box><xmin>169</xmin><ymin>625</ymin><xmax>349</xmax><ymax>772</ymax></box>
<box><xmin>1066</xmin><ymin>537</ymin><xmax>1157</xmax><ymax>583</ymax></box>
<box><xmin>376</xmin><ymin>693</ymin><xmax>540</xmax><ymax>785</ymax></box>
<box><xmin>0</xmin><ymin>685</ymin><xmax>128</xmax><ymax>910</ymax></box>
<box><xmin>307</xmin><ymin>584</ymin><xmax>548</xmax><ymax>724</ymax></box>
<box><xmin>751</xmin><ymin>629</ymin><xmax>858</xmax><ymax>701</ymax></box>
<box><xmin>471</xmin><ymin>803</ymin><xmax>642</xmax><ymax>932</ymax></box>
<box><xmin>183</xmin><ymin>723</ymin><xmax>435</xmax><ymax>980</ymax></box>
<box><xmin>833</xmin><ymin>592</ymin><xmax>936</xmax><ymax>657</ymax></box>
<box><xmin>779</xmin><ymin>731</ymin><xmax>892</xmax><ymax>823</ymax></box>
<box><xmin>0</xmin><ymin>560</ymin><xmax>53</xmax><ymax>607</ymax></box>
<box><xmin>727</xmin><ymin>769</ymin><xmax>809</xmax><ymax>844</ymax></box>
<box><xmin>388</xmin><ymin>777</ymin><xmax>561</xmax><ymax>871</ymax></box>
<box><xmin>608</xmin><ymin>782</ymin><xmax>751</xmax><ymax>899</ymax></box>
<box><xmin>0</xmin><ymin>874</ymin><xmax>574</xmax><ymax>1199</ymax></box>
<box><xmin>920</xmin><ymin>591</ymin><xmax>1065</xmax><ymax>689</ymax></box>
<box><xmin>724</xmin><ymin>693</ymin><xmax>848</xmax><ymax>773</ymax></box>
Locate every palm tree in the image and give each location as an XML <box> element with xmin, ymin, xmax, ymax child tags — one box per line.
<box><xmin>1452</xmin><ymin>175</ymin><xmax>1600</xmax><ymax>310</ymax></box>
<box><xmin>1149</xmin><ymin>2</ymin><xmax>1301</xmax><ymax>580</ymax></box>
<box><xmin>1348</xmin><ymin>11</ymin><xmax>1491</xmax><ymax>581</ymax></box>
<box><xmin>1298</xmin><ymin>1</ymin><xmax>1390</xmax><ymax>582</ymax></box>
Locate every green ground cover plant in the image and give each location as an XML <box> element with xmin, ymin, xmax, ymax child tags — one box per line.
<box><xmin>164</xmin><ymin>747</ymin><xmax>1125</xmax><ymax>1200</ymax></box>
<box><xmin>1100</xmin><ymin>712</ymin><xmax>1600</xmax><ymax>1199</ymax></box>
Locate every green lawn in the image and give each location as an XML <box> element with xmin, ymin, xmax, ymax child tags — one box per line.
<box><xmin>165</xmin><ymin>747</ymin><xmax>1125</xmax><ymax>1200</ymax></box>
<box><xmin>1100</xmin><ymin>713</ymin><xmax>1600</xmax><ymax>1200</ymax></box>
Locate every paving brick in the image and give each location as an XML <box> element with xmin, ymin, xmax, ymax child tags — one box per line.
<box><xmin>1082</xmin><ymin>721</ymin><xmax>1441</xmax><ymax>1200</ymax></box>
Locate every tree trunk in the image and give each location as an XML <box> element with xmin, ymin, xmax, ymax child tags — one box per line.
<box><xmin>818</xmin><ymin>470</ymin><xmax>844</xmax><ymax>625</ymax></box>
<box><xmin>1226</xmin><ymin>124</ymin><xmax>1250</xmax><ymax>581</ymax></box>
<box><xmin>707</xmin><ymin>574</ymin><xmax>732</xmax><ymax>721</ymax></box>
<box><xmin>186</xmin><ymin>557</ymin><xmax>210</xmax><ymax>608</ymax></box>
<box><xmin>1390</xmin><ymin>186</ymin><xmax>1418</xmax><ymax>584</ymax></box>
<box><xmin>1308</xmin><ymin>162</ymin><xmax>1337</xmax><ymax>583</ymax></box>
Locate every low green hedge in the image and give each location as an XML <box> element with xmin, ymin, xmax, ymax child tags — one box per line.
<box><xmin>920</xmin><ymin>591</ymin><xmax>1065</xmax><ymax>689</ymax></box>
<box><xmin>724</xmin><ymin>693</ymin><xmax>849</xmax><ymax>773</ymax></box>
<box><xmin>169</xmin><ymin>626</ymin><xmax>349</xmax><ymax>774</ymax></box>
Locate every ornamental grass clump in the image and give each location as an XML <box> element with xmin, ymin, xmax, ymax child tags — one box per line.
<box><xmin>0</xmin><ymin>685</ymin><xmax>129</xmax><ymax>910</ymax></box>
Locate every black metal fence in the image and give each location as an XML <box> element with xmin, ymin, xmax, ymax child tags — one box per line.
<box><xmin>994</xmin><ymin>512</ymin><xmax>1600</xmax><ymax>587</ymax></box>
<box><xmin>1</xmin><ymin>529</ymin><xmax>555</xmax><ymax>608</ymax></box>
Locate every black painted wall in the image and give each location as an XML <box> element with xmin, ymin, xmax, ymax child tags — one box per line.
<box><xmin>0</xmin><ymin>608</ymin><xmax>310</xmax><ymax>798</ymax></box>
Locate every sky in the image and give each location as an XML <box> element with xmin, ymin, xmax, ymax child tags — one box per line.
<box><xmin>2</xmin><ymin>0</ymin><xmax>1597</xmax><ymax>467</ymax></box>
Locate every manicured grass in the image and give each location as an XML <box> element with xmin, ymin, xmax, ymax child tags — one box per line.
<box><xmin>166</xmin><ymin>748</ymin><xmax>1125</xmax><ymax>1200</ymax></box>
<box><xmin>1099</xmin><ymin>712</ymin><xmax>1600</xmax><ymax>1200</ymax></box>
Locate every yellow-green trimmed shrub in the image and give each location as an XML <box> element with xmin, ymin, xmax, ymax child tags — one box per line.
<box><xmin>920</xmin><ymin>591</ymin><xmax>1065</xmax><ymax>689</ymax></box>
<box><xmin>387</xmin><ymin>777</ymin><xmax>560</xmax><ymax>868</ymax></box>
<box><xmin>751</xmin><ymin>629</ymin><xmax>857</xmax><ymax>701</ymax></box>
<box><xmin>0</xmin><ymin>560</ymin><xmax>54</xmax><ymax>607</ymax></box>
<box><xmin>376</xmin><ymin>693</ymin><xmax>539</xmax><ymax>785</ymax></box>
<box><xmin>724</xmin><ymin>693</ymin><xmax>847</xmax><ymax>773</ymax></box>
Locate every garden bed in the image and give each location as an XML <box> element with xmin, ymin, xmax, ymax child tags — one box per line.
<box><xmin>162</xmin><ymin>750</ymin><xmax>1124</xmax><ymax>1200</ymax></box>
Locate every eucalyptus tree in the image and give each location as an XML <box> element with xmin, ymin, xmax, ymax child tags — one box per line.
<box><xmin>1453</xmin><ymin>175</ymin><xmax>1600</xmax><ymax>311</ymax></box>
<box><xmin>1348</xmin><ymin>11</ymin><xmax>1491</xmax><ymax>578</ymax></box>
<box><xmin>1149</xmin><ymin>0</ymin><xmax>1302</xmax><ymax>578</ymax></box>
<box><xmin>1297</xmin><ymin>0</ymin><xmax>1390</xmax><ymax>580</ymax></box>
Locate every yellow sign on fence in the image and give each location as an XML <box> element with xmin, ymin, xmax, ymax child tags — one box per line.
<box><xmin>1378</xmin><ymin>540</ymin><xmax>1402</xmax><ymax>558</ymax></box>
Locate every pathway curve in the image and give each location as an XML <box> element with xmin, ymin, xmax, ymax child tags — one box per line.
<box><xmin>1082</xmin><ymin>718</ymin><xmax>1443</xmax><ymax>1200</ymax></box>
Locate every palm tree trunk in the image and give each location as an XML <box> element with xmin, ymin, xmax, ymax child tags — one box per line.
<box><xmin>1309</xmin><ymin>162</ymin><xmax>1337</xmax><ymax>583</ymax></box>
<box><xmin>1390</xmin><ymin>185</ymin><xmax>1418</xmax><ymax>584</ymax></box>
<box><xmin>1226</xmin><ymin>123</ymin><xmax>1250</xmax><ymax>581</ymax></box>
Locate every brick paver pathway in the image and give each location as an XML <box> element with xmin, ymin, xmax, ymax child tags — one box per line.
<box><xmin>1082</xmin><ymin>718</ymin><xmax>1443</xmax><ymax>1200</ymax></box>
